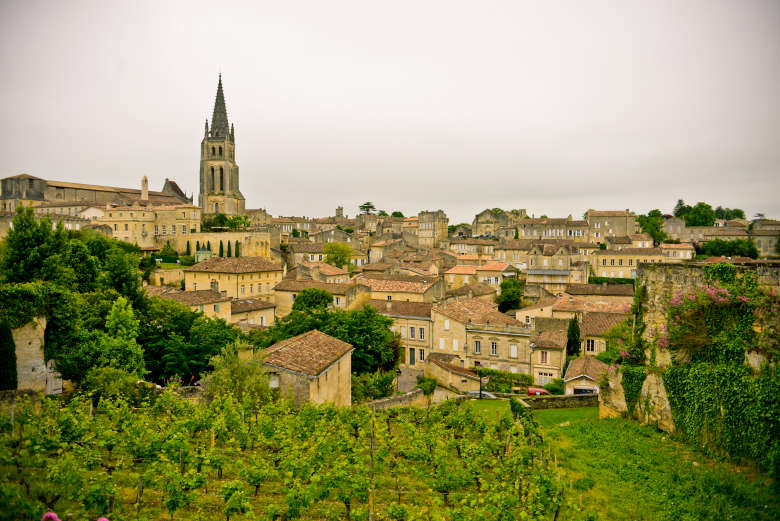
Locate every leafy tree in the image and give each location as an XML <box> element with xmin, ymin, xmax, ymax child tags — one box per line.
<box><xmin>65</xmin><ymin>239</ymin><xmax>100</xmax><ymax>292</ymax></box>
<box><xmin>496</xmin><ymin>278</ymin><xmax>524</xmax><ymax>312</ymax></box>
<box><xmin>684</xmin><ymin>202</ymin><xmax>716</xmax><ymax>227</ymax></box>
<box><xmin>227</xmin><ymin>241</ymin><xmax>232</xmax><ymax>257</ymax></box>
<box><xmin>160</xmin><ymin>242</ymin><xmax>178</xmax><ymax>259</ymax></box>
<box><xmin>359</xmin><ymin>201</ymin><xmax>376</xmax><ymax>214</ymax></box>
<box><xmin>101</xmin><ymin>249</ymin><xmax>142</xmax><ymax>305</ymax></box>
<box><xmin>291</xmin><ymin>228</ymin><xmax>300</xmax><ymax>238</ymax></box>
<box><xmin>702</xmin><ymin>238</ymin><xmax>759</xmax><ymax>259</ymax></box>
<box><xmin>566</xmin><ymin>317</ymin><xmax>581</xmax><ymax>356</ymax></box>
<box><xmin>636</xmin><ymin>210</ymin><xmax>667</xmax><ymax>246</ymax></box>
<box><xmin>324</xmin><ymin>241</ymin><xmax>352</xmax><ymax>268</ymax></box>
<box><xmin>714</xmin><ymin>206</ymin><xmax>745</xmax><ymax>220</ymax></box>
<box><xmin>226</xmin><ymin>215</ymin><xmax>250</xmax><ymax>230</ymax></box>
<box><xmin>186</xmin><ymin>240</ymin><xmax>191</xmax><ymax>256</ymax></box>
<box><xmin>674</xmin><ymin>199</ymin><xmax>690</xmax><ymax>218</ymax></box>
<box><xmin>391</xmin><ymin>211</ymin><xmax>404</xmax><ymax>218</ymax></box>
<box><xmin>291</xmin><ymin>288</ymin><xmax>333</xmax><ymax>312</ymax></box>
<box><xmin>219</xmin><ymin>241</ymin><xmax>224</xmax><ymax>257</ymax></box>
<box><xmin>378</xmin><ymin>210</ymin><xmax>389</xmax><ymax>216</ymax></box>
<box><xmin>1</xmin><ymin>206</ymin><xmax>68</xmax><ymax>283</ymax></box>
<box><xmin>0</xmin><ymin>321</ymin><xmax>17</xmax><ymax>390</ymax></box>
<box><xmin>207</xmin><ymin>240</ymin><xmax>212</xmax><ymax>251</ymax></box>
<box><xmin>203</xmin><ymin>341</ymin><xmax>271</xmax><ymax>410</ymax></box>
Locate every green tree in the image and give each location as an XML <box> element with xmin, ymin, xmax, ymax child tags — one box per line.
<box><xmin>207</xmin><ymin>240</ymin><xmax>212</xmax><ymax>251</ymax></box>
<box><xmin>637</xmin><ymin>210</ymin><xmax>667</xmax><ymax>246</ymax></box>
<box><xmin>227</xmin><ymin>241</ymin><xmax>232</xmax><ymax>257</ymax></box>
<box><xmin>234</xmin><ymin>240</ymin><xmax>240</xmax><ymax>258</ymax></box>
<box><xmin>1</xmin><ymin>206</ymin><xmax>68</xmax><ymax>283</ymax></box>
<box><xmin>0</xmin><ymin>321</ymin><xmax>17</xmax><ymax>390</ymax></box>
<box><xmin>496</xmin><ymin>278</ymin><xmax>523</xmax><ymax>312</ymax></box>
<box><xmin>391</xmin><ymin>211</ymin><xmax>404</xmax><ymax>218</ymax></box>
<box><xmin>226</xmin><ymin>215</ymin><xmax>250</xmax><ymax>230</ymax></box>
<box><xmin>186</xmin><ymin>241</ymin><xmax>191</xmax><ymax>256</ymax></box>
<box><xmin>359</xmin><ymin>201</ymin><xmax>376</xmax><ymax>214</ymax></box>
<box><xmin>324</xmin><ymin>241</ymin><xmax>352</xmax><ymax>268</ymax></box>
<box><xmin>219</xmin><ymin>241</ymin><xmax>224</xmax><ymax>257</ymax></box>
<box><xmin>674</xmin><ymin>199</ymin><xmax>690</xmax><ymax>218</ymax></box>
<box><xmin>291</xmin><ymin>288</ymin><xmax>333</xmax><ymax>312</ymax></box>
<box><xmin>160</xmin><ymin>242</ymin><xmax>178</xmax><ymax>259</ymax></box>
<box><xmin>566</xmin><ymin>317</ymin><xmax>581</xmax><ymax>356</ymax></box>
<box><xmin>65</xmin><ymin>239</ymin><xmax>100</xmax><ymax>292</ymax></box>
<box><xmin>203</xmin><ymin>341</ymin><xmax>270</xmax><ymax>410</ymax></box>
<box><xmin>101</xmin><ymin>249</ymin><xmax>142</xmax><ymax>305</ymax></box>
<box><xmin>291</xmin><ymin>228</ymin><xmax>300</xmax><ymax>238</ymax></box>
<box><xmin>684</xmin><ymin>202</ymin><xmax>716</xmax><ymax>227</ymax></box>
<box><xmin>378</xmin><ymin>210</ymin><xmax>389</xmax><ymax>216</ymax></box>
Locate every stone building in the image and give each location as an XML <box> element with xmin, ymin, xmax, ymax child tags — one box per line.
<box><xmin>264</xmin><ymin>330</ymin><xmax>353</xmax><ymax>406</ymax></box>
<box><xmin>529</xmin><ymin>317</ymin><xmax>568</xmax><ymax>384</ymax></box>
<box><xmin>272</xmin><ymin>280</ymin><xmax>370</xmax><ymax>317</ymax></box>
<box><xmin>199</xmin><ymin>75</ymin><xmax>245</xmax><ymax>215</ymax></box>
<box><xmin>563</xmin><ymin>355</ymin><xmax>608</xmax><ymax>395</ymax></box>
<box><xmin>366</xmin><ymin>300</ymin><xmax>433</xmax><ymax>368</ymax></box>
<box><xmin>586</xmin><ymin>210</ymin><xmax>638</xmax><ymax>242</ymax></box>
<box><xmin>417</xmin><ymin>210</ymin><xmax>449</xmax><ymax>248</ymax></box>
<box><xmin>517</xmin><ymin>217</ymin><xmax>589</xmax><ymax>241</ymax></box>
<box><xmin>184</xmin><ymin>257</ymin><xmax>284</xmax><ymax>299</ymax></box>
<box><xmin>593</xmin><ymin>248</ymin><xmax>665</xmax><ymax>279</ymax></box>
<box><xmin>151</xmin><ymin>287</ymin><xmax>233</xmax><ymax>321</ymax></box>
<box><xmin>354</xmin><ymin>273</ymin><xmax>445</xmax><ymax>303</ymax></box>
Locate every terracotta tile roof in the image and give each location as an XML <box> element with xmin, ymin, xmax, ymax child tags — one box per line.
<box><xmin>356</xmin><ymin>274</ymin><xmax>437</xmax><ymax>293</ymax></box>
<box><xmin>629</xmin><ymin>233</ymin><xmax>653</xmax><ymax>241</ymax></box>
<box><xmin>289</xmin><ymin>243</ymin><xmax>325</xmax><ymax>254</ymax></box>
<box><xmin>366</xmin><ymin>299</ymin><xmax>433</xmax><ymax>319</ymax></box>
<box><xmin>445</xmin><ymin>265</ymin><xmax>477</xmax><ymax>275</ymax></box>
<box><xmin>552</xmin><ymin>295</ymin><xmax>629</xmax><ymax>314</ymax></box>
<box><xmin>606</xmin><ymin>236</ymin><xmax>633</xmax><ymax>245</ymax></box>
<box><xmin>749</xmin><ymin>229</ymin><xmax>780</xmax><ymax>236</ymax></box>
<box><xmin>231</xmin><ymin>298</ymin><xmax>275</xmax><ymax>313</ymax></box>
<box><xmin>496</xmin><ymin>239</ymin><xmax>537</xmax><ymax>250</ymax></box>
<box><xmin>160</xmin><ymin>290</ymin><xmax>231</xmax><ymax>306</ymax></box>
<box><xmin>184</xmin><ymin>257</ymin><xmax>283</xmax><ymax>274</ymax></box>
<box><xmin>371</xmin><ymin>239</ymin><xmax>402</xmax><ymax>247</ymax></box>
<box><xmin>144</xmin><ymin>285</ymin><xmax>181</xmax><ymax>297</ymax></box>
<box><xmin>564</xmin><ymin>283</ymin><xmax>634</xmax><ymax>297</ymax></box>
<box><xmin>434</xmin><ymin>298</ymin><xmax>518</xmax><ymax>327</ymax></box>
<box><xmin>476</xmin><ymin>261</ymin><xmax>511</xmax><ymax>272</ymax></box>
<box><xmin>660</xmin><ymin>242</ymin><xmax>695</xmax><ymax>250</ymax></box>
<box><xmin>516</xmin><ymin>297</ymin><xmax>557</xmax><ymax>312</ymax></box>
<box><xmin>581</xmin><ymin>312</ymin><xmax>627</xmax><ymax>337</ymax></box>
<box><xmin>361</xmin><ymin>262</ymin><xmax>394</xmax><ymax>272</ymax></box>
<box><xmin>587</xmin><ymin>210</ymin><xmax>634</xmax><ymax>217</ymax></box>
<box><xmin>273</xmin><ymin>280</ymin><xmax>357</xmax><ymax>295</ymax></box>
<box><xmin>298</xmin><ymin>261</ymin><xmax>348</xmax><ymax>276</ymax></box>
<box><xmin>446</xmin><ymin>282</ymin><xmax>497</xmax><ymax>298</ymax></box>
<box><xmin>564</xmin><ymin>355</ymin><xmax>609</xmax><ymax>382</ymax></box>
<box><xmin>531</xmin><ymin>317</ymin><xmax>569</xmax><ymax>350</ymax></box>
<box><xmin>450</xmin><ymin>238</ymin><xmax>499</xmax><ymax>245</ymax></box>
<box><xmin>428</xmin><ymin>353</ymin><xmax>480</xmax><ymax>380</ymax></box>
<box><xmin>263</xmin><ymin>330</ymin><xmax>353</xmax><ymax>377</ymax></box>
<box><xmin>704</xmin><ymin>229</ymin><xmax>750</xmax><ymax>237</ymax></box>
<box><xmin>595</xmin><ymin>248</ymin><xmax>663</xmax><ymax>256</ymax></box>
<box><xmin>702</xmin><ymin>256</ymin><xmax>754</xmax><ymax>264</ymax></box>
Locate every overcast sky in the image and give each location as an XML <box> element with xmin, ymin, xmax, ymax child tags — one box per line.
<box><xmin>1</xmin><ymin>0</ymin><xmax>779</xmax><ymax>224</ymax></box>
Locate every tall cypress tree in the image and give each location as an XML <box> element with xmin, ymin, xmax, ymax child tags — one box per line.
<box><xmin>207</xmin><ymin>241</ymin><xmax>211</xmax><ymax>252</ymax></box>
<box><xmin>186</xmin><ymin>241</ymin><xmax>191</xmax><ymax>256</ymax></box>
<box><xmin>227</xmin><ymin>241</ymin><xmax>232</xmax><ymax>257</ymax></box>
<box><xmin>235</xmin><ymin>240</ymin><xmax>240</xmax><ymax>258</ymax></box>
<box><xmin>219</xmin><ymin>241</ymin><xmax>224</xmax><ymax>257</ymax></box>
<box><xmin>566</xmin><ymin>317</ymin><xmax>581</xmax><ymax>356</ymax></box>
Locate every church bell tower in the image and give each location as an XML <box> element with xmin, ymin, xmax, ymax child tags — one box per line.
<box><xmin>199</xmin><ymin>74</ymin><xmax>245</xmax><ymax>215</ymax></box>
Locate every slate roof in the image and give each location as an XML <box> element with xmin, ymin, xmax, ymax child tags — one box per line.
<box><xmin>264</xmin><ymin>330</ymin><xmax>353</xmax><ymax>377</ymax></box>
<box><xmin>564</xmin><ymin>356</ymin><xmax>609</xmax><ymax>382</ymax></box>
<box><xmin>434</xmin><ymin>298</ymin><xmax>518</xmax><ymax>327</ymax></box>
<box><xmin>184</xmin><ymin>257</ymin><xmax>283</xmax><ymax>273</ymax></box>
<box><xmin>366</xmin><ymin>300</ymin><xmax>433</xmax><ymax>319</ymax></box>
<box><xmin>231</xmin><ymin>298</ymin><xmax>275</xmax><ymax>314</ymax></box>
<box><xmin>581</xmin><ymin>312</ymin><xmax>627</xmax><ymax>337</ymax></box>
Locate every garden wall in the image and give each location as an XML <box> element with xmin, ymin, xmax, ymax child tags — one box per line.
<box><xmin>366</xmin><ymin>388</ymin><xmax>427</xmax><ymax>410</ymax></box>
<box><xmin>521</xmin><ymin>394</ymin><xmax>598</xmax><ymax>409</ymax></box>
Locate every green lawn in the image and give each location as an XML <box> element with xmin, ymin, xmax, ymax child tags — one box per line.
<box><xmin>156</xmin><ymin>262</ymin><xmax>182</xmax><ymax>269</ymax></box>
<box><xmin>534</xmin><ymin>406</ymin><xmax>779</xmax><ymax>521</ymax></box>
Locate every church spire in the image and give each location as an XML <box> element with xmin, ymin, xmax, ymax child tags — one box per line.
<box><xmin>210</xmin><ymin>74</ymin><xmax>230</xmax><ymax>139</ymax></box>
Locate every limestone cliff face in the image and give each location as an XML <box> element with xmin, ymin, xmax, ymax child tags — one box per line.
<box><xmin>599</xmin><ymin>369</ymin><xmax>675</xmax><ymax>433</ymax></box>
<box><xmin>13</xmin><ymin>317</ymin><xmax>47</xmax><ymax>392</ymax></box>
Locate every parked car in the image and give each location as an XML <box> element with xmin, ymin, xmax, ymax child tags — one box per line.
<box><xmin>527</xmin><ymin>387</ymin><xmax>550</xmax><ymax>396</ymax></box>
<box><xmin>467</xmin><ymin>390</ymin><xmax>497</xmax><ymax>399</ymax></box>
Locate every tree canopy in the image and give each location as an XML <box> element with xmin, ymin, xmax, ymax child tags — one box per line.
<box><xmin>324</xmin><ymin>242</ymin><xmax>352</xmax><ymax>268</ymax></box>
<box><xmin>291</xmin><ymin>288</ymin><xmax>334</xmax><ymax>312</ymax></box>
<box><xmin>359</xmin><ymin>201</ymin><xmax>376</xmax><ymax>214</ymax></box>
<box><xmin>391</xmin><ymin>211</ymin><xmax>404</xmax><ymax>218</ymax></box>
<box><xmin>496</xmin><ymin>278</ymin><xmax>524</xmax><ymax>312</ymax></box>
<box><xmin>637</xmin><ymin>210</ymin><xmax>667</xmax><ymax>246</ymax></box>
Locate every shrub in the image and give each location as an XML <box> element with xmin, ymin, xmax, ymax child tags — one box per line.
<box><xmin>351</xmin><ymin>370</ymin><xmax>396</xmax><ymax>403</ymax></box>
<box><xmin>473</xmin><ymin>367</ymin><xmax>533</xmax><ymax>393</ymax></box>
<box><xmin>543</xmin><ymin>378</ymin><xmax>564</xmax><ymax>395</ymax></box>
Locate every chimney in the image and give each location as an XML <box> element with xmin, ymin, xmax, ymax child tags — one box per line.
<box><xmin>210</xmin><ymin>280</ymin><xmax>219</xmax><ymax>292</ymax></box>
<box><xmin>141</xmin><ymin>176</ymin><xmax>149</xmax><ymax>202</ymax></box>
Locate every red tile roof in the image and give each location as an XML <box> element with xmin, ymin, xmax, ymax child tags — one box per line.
<box><xmin>564</xmin><ymin>355</ymin><xmax>609</xmax><ymax>382</ymax></box>
<box><xmin>434</xmin><ymin>298</ymin><xmax>518</xmax><ymax>327</ymax></box>
<box><xmin>184</xmin><ymin>257</ymin><xmax>283</xmax><ymax>274</ymax></box>
<box><xmin>263</xmin><ymin>330</ymin><xmax>353</xmax><ymax>377</ymax></box>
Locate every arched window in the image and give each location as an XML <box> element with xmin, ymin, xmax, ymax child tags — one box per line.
<box><xmin>210</xmin><ymin>167</ymin><xmax>215</xmax><ymax>190</ymax></box>
<box><xmin>220</xmin><ymin>167</ymin><xmax>224</xmax><ymax>191</ymax></box>
<box><xmin>211</xmin><ymin>146</ymin><xmax>215</xmax><ymax>156</ymax></box>
<box><xmin>219</xmin><ymin>146</ymin><xmax>223</xmax><ymax>157</ymax></box>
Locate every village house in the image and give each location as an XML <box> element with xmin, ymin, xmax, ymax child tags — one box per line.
<box><xmin>629</xmin><ymin>233</ymin><xmax>654</xmax><ymax>248</ymax></box>
<box><xmin>309</xmin><ymin>227</ymin><xmax>356</xmax><ymax>245</ymax></box>
<box><xmin>355</xmin><ymin>273</ymin><xmax>445</xmax><ymax>303</ymax></box>
<box><xmin>367</xmin><ymin>300</ymin><xmax>433</xmax><ymax>368</ymax></box>
<box><xmin>272</xmin><ymin>280</ymin><xmax>370</xmax><ymax>317</ymax></box>
<box><xmin>586</xmin><ymin>210</ymin><xmax>639</xmax><ymax>242</ymax></box>
<box><xmin>296</xmin><ymin>262</ymin><xmax>350</xmax><ymax>283</ymax></box>
<box><xmin>287</xmin><ymin>242</ymin><xmax>326</xmax><ymax>267</ymax></box>
<box><xmin>529</xmin><ymin>317</ymin><xmax>569</xmax><ymax>385</ymax></box>
<box><xmin>592</xmin><ymin>248</ymin><xmax>664</xmax><ymax>279</ymax></box>
<box><xmin>431</xmin><ymin>298</ymin><xmax>532</xmax><ymax>375</ymax></box>
<box><xmin>471</xmin><ymin>208</ymin><xmax>526</xmax><ymax>237</ymax></box>
<box><xmin>231</xmin><ymin>298</ymin><xmax>275</xmax><ymax>327</ymax></box>
<box><xmin>562</xmin><ymin>283</ymin><xmax>634</xmax><ymax>307</ymax></box>
<box><xmin>416</xmin><ymin>210</ymin><xmax>449</xmax><ymax>248</ymax></box>
<box><xmin>149</xmin><ymin>287</ymin><xmax>233</xmax><ymax>321</ymax></box>
<box><xmin>368</xmin><ymin>239</ymin><xmax>404</xmax><ymax>263</ymax></box>
<box><xmin>525</xmin><ymin>243</ymin><xmax>589</xmax><ymax>296</ymax></box>
<box><xmin>517</xmin><ymin>217</ymin><xmax>589</xmax><ymax>241</ymax></box>
<box><xmin>563</xmin><ymin>355</ymin><xmax>609</xmax><ymax>395</ymax></box>
<box><xmin>580</xmin><ymin>311</ymin><xmax>627</xmax><ymax>355</ymax></box>
<box><xmin>264</xmin><ymin>330</ymin><xmax>353</xmax><ymax>406</ymax></box>
<box><xmin>444</xmin><ymin>282</ymin><xmax>497</xmax><ymax>303</ymax></box>
<box><xmin>425</xmin><ymin>353</ymin><xmax>483</xmax><ymax>393</ymax></box>
<box><xmin>660</xmin><ymin>242</ymin><xmax>695</xmax><ymax>261</ymax></box>
<box><xmin>494</xmin><ymin>239</ymin><xmax>536</xmax><ymax>270</ymax></box>
<box><xmin>184</xmin><ymin>257</ymin><xmax>284</xmax><ymax>299</ymax></box>
<box><xmin>751</xmin><ymin>230</ymin><xmax>778</xmax><ymax>257</ymax></box>
<box><xmin>448</xmin><ymin>237</ymin><xmax>499</xmax><ymax>256</ymax></box>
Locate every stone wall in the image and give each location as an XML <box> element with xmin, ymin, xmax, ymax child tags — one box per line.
<box><xmin>13</xmin><ymin>317</ymin><xmax>47</xmax><ymax>392</ymax></box>
<box><xmin>520</xmin><ymin>394</ymin><xmax>598</xmax><ymax>409</ymax></box>
<box><xmin>366</xmin><ymin>388</ymin><xmax>428</xmax><ymax>410</ymax></box>
<box><xmin>636</xmin><ymin>261</ymin><xmax>780</xmax><ymax>367</ymax></box>
<box><xmin>598</xmin><ymin>369</ymin><xmax>675</xmax><ymax>432</ymax></box>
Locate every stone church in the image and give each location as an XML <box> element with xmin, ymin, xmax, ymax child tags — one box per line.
<box><xmin>199</xmin><ymin>75</ymin><xmax>245</xmax><ymax>216</ymax></box>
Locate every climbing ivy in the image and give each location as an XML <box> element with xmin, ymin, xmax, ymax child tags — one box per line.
<box><xmin>621</xmin><ymin>365</ymin><xmax>647</xmax><ymax>416</ymax></box>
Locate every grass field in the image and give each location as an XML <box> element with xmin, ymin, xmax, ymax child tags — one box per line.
<box><xmin>533</xmin><ymin>406</ymin><xmax>779</xmax><ymax>521</ymax></box>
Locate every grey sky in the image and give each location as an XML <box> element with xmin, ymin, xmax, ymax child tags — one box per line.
<box><xmin>1</xmin><ymin>0</ymin><xmax>779</xmax><ymax>224</ymax></box>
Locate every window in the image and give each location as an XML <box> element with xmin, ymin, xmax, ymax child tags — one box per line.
<box><xmin>155</xmin><ymin>225</ymin><xmax>159</xmax><ymax>235</ymax></box>
<box><xmin>475</xmin><ymin>342</ymin><xmax>482</xmax><ymax>357</ymax></box>
<box><xmin>610</xmin><ymin>259</ymin><xmax>615</xmax><ymax>266</ymax></box>
<box><xmin>602</xmin><ymin>259</ymin><xmax>606</xmax><ymax>266</ymax></box>
<box><xmin>249</xmin><ymin>284</ymin><xmax>253</xmax><ymax>294</ymax></box>
<box><xmin>450</xmin><ymin>275</ymin><xmax>455</xmax><ymax>283</ymax></box>
<box><xmin>193</xmin><ymin>283</ymin><xmax>198</xmax><ymax>291</ymax></box>
<box><xmin>400</xmin><ymin>327</ymin><xmax>406</xmax><ymax>338</ymax></box>
<box><xmin>490</xmin><ymin>342</ymin><xmax>498</xmax><ymax>356</ymax></box>
<box><xmin>419</xmin><ymin>349</ymin><xmax>425</xmax><ymax>361</ymax></box>
<box><xmin>419</xmin><ymin>327</ymin><xmax>424</xmax><ymax>340</ymax></box>
<box><xmin>586</xmin><ymin>339</ymin><xmax>595</xmax><ymax>353</ymax></box>
<box><xmin>453</xmin><ymin>339</ymin><xmax>459</xmax><ymax>351</ymax></box>
<box><xmin>409</xmin><ymin>326</ymin><xmax>415</xmax><ymax>339</ymax></box>
<box><xmin>241</xmin><ymin>285</ymin><xmax>245</xmax><ymax>295</ymax></box>
<box><xmin>444</xmin><ymin>319</ymin><xmax>450</xmax><ymax>330</ymax></box>
<box><xmin>171</xmin><ymin>224</ymin><xmax>176</xmax><ymax>235</ymax></box>
<box><xmin>182</xmin><ymin>225</ymin><xmax>186</xmax><ymax>235</ymax></box>
<box><xmin>510</xmin><ymin>344</ymin><xmax>518</xmax><ymax>358</ymax></box>
<box><xmin>335</xmin><ymin>296</ymin><xmax>342</xmax><ymax>306</ymax></box>
<box><xmin>199</xmin><ymin>304</ymin><xmax>203</xmax><ymax>311</ymax></box>
<box><xmin>124</xmin><ymin>223</ymin><xmax>128</xmax><ymax>231</ymax></box>
<box><xmin>269</xmin><ymin>374</ymin><xmax>280</xmax><ymax>389</ymax></box>
<box><xmin>214</xmin><ymin>304</ymin><xmax>220</xmax><ymax>312</ymax></box>
<box><xmin>439</xmin><ymin>338</ymin><xmax>445</xmax><ymax>350</ymax></box>
<box><xmin>387</xmin><ymin>295</ymin><xmax>392</xmax><ymax>301</ymax></box>
<box><xmin>162</xmin><ymin>225</ymin><xmax>167</xmax><ymax>235</ymax></box>
<box><xmin>113</xmin><ymin>224</ymin><xmax>117</xmax><ymax>231</ymax></box>
<box><xmin>538</xmin><ymin>372</ymin><xmax>553</xmax><ymax>385</ymax></box>
<box><xmin>540</xmin><ymin>351</ymin><xmax>548</xmax><ymax>364</ymax></box>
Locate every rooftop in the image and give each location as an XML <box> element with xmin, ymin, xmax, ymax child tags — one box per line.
<box><xmin>159</xmin><ymin>289</ymin><xmax>231</xmax><ymax>306</ymax></box>
<box><xmin>231</xmin><ymin>298</ymin><xmax>275</xmax><ymax>314</ymax></box>
<box><xmin>434</xmin><ymin>298</ymin><xmax>519</xmax><ymax>327</ymax></box>
<box><xmin>264</xmin><ymin>330</ymin><xmax>353</xmax><ymax>377</ymax></box>
<box><xmin>581</xmin><ymin>312</ymin><xmax>628</xmax><ymax>337</ymax></box>
<box><xmin>184</xmin><ymin>257</ymin><xmax>283</xmax><ymax>274</ymax></box>
<box><xmin>273</xmin><ymin>279</ymin><xmax>357</xmax><ymax>295</ymax></box>
<box><xmin>564</xmin><ymin>355</ymin><xmax>609</xmax><ymax>382</ymax></box>
<box><xmin>564</xmin><ymin>283</ymin><xmax>634</xmax><ymax>297</ymax></box>
<box><xmin>366</xmin><ymin>299</ymin><xmax>433</xmax><ymax>319</ymax></box>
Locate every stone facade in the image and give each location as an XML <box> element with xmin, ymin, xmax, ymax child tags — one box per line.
<box><xmin>13</xmin><ymin>317</ymin><xmax>62</xmax><ymax>394</ymax></box>
<box><xmin>598</xmin><ymin>370</ymin><xmax>675</xmax><ymax>432</ymax></box>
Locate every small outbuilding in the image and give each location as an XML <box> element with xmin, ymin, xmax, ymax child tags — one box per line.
<box><xmin>563</xmin><ymin>355</ymin><xmax>609</xmax><ymax>395</ymax></box>
<box><xmin>263</xmin><ymin>330</ymin><xmax>354</xmax><ymax>406</ymax></box>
